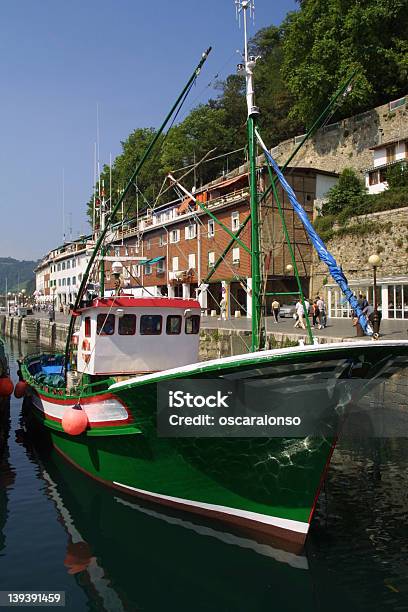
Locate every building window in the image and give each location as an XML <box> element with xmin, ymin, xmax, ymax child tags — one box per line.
<box><xmin>97</xmin><ymin>313</ymin><xmax>115</xmax><ymax>335</ymax></box>
<box><xmin>114</xmin><ymin>247</ymin><xmax>120</xmax><ymax>257</ymax></box>
<box><xmin>146</xmin><ymin>239</ymin><xmax>151</xmax><ymax>250</ymax></box>
<box><xmin>170</xmin><ymin>229</ymin><xmax>180</xmax><ymax>244</ymax></box>
<box><xmin>118</xmin><ymin>314</ymin><xmax>136</xmax><ymax>335</ymax></box>
<box><xmin>166</xmin><ymin>315</ymin><xmax>182</xmax><ymax>335</ymax></box>
<box><xmin>159</xmin><ymin>234</ymin><xmax>167</xmax><ymax>247</ymax></box>
<box><xmin>67</xmin><ymin>278</ymin><xmax>71</xmax><ymax>286</ymax></box>
<box><xmin>172</xmin><ymin>257</ymin><xmax>179</xmax><ymax>272</ymax></box>
<box><xmin>188</xmin><ymin>253</ymin><xmax>196</xmax><ymax>269</ymax></box>
<box><xmin>185</xmin><ymin>315</ymin><xmax>200</xmax><ymax>334</ymax></box>
<box><xmin>67</xmin><ymin>260</ymin><xmax>71</xmax><ymax>269</ymax></box>
<box><xmin>140</xmin><ymin>315</ymin><xmax>162</xmax><ymax>335</ymax></box>
<box><xmin>144</xmin><ymin>263</ymin><xmax>152</xmax><ymax>275</ymax></box>
<box><xmin>62</xmin><ymin>278</ymin><xmax>66</xmax><ymax>286</ymax></box>
<box><xmin>231</xmin><ymin>211</ymin><xmax>240</xmax><ymax>231</ymax></box>
<box><xmin>386</xmin><ymin>145</ymin><xmax>396</xmax><ymax>163</ymax></box>
<box><xmin>232</xmin><ymin>247</ymin><xmax>240</xmax><ymax>264</ymax></box>
<box><xmin>72</xmin><ymin>276</ymin><xmax>76</xmax><ymax>286</ymax></box>
<box><xmin>369</xmin><ymin>171</ymin><xmax>379</xmax><ymax>186</ymax></box>
<box><xmin>379</xmin><ymin>168</ymin><xmax>387</xmax><ymax>183</ymax></box>
<box><xmin>132</xmin><ymin>264</ymin><xmax>140</xmax><ymax>277</ymax></box>
<box><xmin>208</xmin><ymin>251</ymin><xmax>215</xmax><ymax>267</ymax></box>
<box><xmin>157</xmin><ymin>259</ymin><xmax>165</xmax><ymax>274</ymax></box>
<box><xmin>185</xmin><ymin>224</ymin><xmax>197</xmax><ymax>240</ymax></box>
<box><xmin>57</xmin><ymin>263</ymin><xmax>61</xmax><ymax>272</ymax></box>
<box><xmin>208</xmin><ymin>220</ymin><xmax>215</xmax><ymax>237</ymax></box>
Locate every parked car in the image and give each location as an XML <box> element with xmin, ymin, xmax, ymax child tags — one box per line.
<box><xmin>279</xmin><ymin>303</ymin><xmax>296</xmax><ymax>318</ymax></box>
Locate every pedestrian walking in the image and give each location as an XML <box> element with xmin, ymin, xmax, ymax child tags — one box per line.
<box><xmin>312</xmin><ymin>300</ymin><xmax>319</xmax><ymax>327</ymax></box>
<box><xmin>316</xmin><ymin>296</ymin><xmax>326</xmax><ymax>329</ymax></box>
<box><xmin>294</xmin><ymin>299</ymin><xmax>306</xmax><ymax>329</ymax></box>
<box><xmin>272</xmin><ymin>299</ymin><xmax>280</xmax><ymax>323</ymax></box>
<box><xmin>219</xmin><ymin>297</ymin><xmax>227</xmax><ymax>321</ymax></box>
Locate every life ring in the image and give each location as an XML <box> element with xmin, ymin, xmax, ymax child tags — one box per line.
<box><xmin>81</xmin><ymin>339</ymin><xmax>91</xmax><ymax>364</ymax></box>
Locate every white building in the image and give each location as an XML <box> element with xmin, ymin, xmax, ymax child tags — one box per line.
<box><xmin>365</xmin><ymin>136</ymin><xmax>408</xmax><ymax>194</ymax></box>
<box><xmin>35</xmin><ymin>238</ymin><xmax>94</xmax><ymax>308</ymax></box>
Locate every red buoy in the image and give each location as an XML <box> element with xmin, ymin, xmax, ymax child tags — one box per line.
<box><xmin>14</xmin><ymin>380</ymin><xmax>28</xmax><ymax>399</ymax></box>
<box><xmin>61</xmin><ymin>404</ymin><xmax>88</xmax><ymax>435</ymax></box>
<box><xmin>0</xmin><ymin>377</ymin><xmax>14</xmax><ymax>397</ymax></box>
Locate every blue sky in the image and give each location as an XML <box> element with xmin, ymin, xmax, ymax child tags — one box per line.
<box><xmin>0</xmin><ymin>0</ymin><xmax>297</xmax><ymax>261</ymax></box>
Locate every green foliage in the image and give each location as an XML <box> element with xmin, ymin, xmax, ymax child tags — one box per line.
<box><xmin>250</xmin><ymin>26</ymin><xmax>304</xmax><ymax>144</ymax></box>
<box><xmin>314</xmin><ymin>214</ymin><xmax>336</xmax><ymax>241</ymax></box>
<box><xmin>386</xmin><ymin>162</ymin><xmax>408</xmax><ymax>189</ymax></box>
<box><xmin>324</xmin><ymin>168</ymin><xmax>366</xmax><ymax>216</ymax></box>
<box><xmin>282</xmin><ymin>0</ymin><xmax>408</xmax><ymax>124</ymax></box>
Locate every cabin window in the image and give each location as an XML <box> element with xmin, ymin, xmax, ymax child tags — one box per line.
<box><xmin>84</xmin><ymin>317</ymin><xmax>91</xmax><ymax>338</ymax></box>
<box><xmin>140</xmin><ymin>315</ymin><xmax>162</xmax><ymax>335</ymax></box>
<box><xmin>185</xmin><ymin>315</ymin><xmax>200</xmax><ymax>334</ymax></box>
<box><xmin>166</xmin><ymin>315</ymin><xmax>182</xmax><ymax>335</ymax></box>
<box><xmin>97</xmin><ymin>313</ymin><xmax>115</xmax><ymax>335</ymax></box>
<box><xmin>119</xmin><ymin>314</ymin><xmax>136</xmax><ymax>335</ymax></box>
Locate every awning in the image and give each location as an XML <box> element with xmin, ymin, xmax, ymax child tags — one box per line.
<box><xmin>208</xmin><ymin>173</ymin><xmax>248</xmax><ymax>192</ymax></box>
<box><xmin>178</xmin><ymin>197</ymin><xmax>194</xmax><ymax>213</ymax></box>
<box><xmin>142</xmin><ymin>256</ymin><xmax>165</xmax><ymax>265</ymax></box>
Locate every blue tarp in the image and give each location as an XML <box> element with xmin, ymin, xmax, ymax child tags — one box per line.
<box><xmin>256</xmin><ymin>130</ymin><xmax>373</xmax><ymax>336</ymax></box>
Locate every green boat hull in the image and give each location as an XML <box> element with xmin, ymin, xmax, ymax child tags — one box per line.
<box><xmin>21</xmin><ymin>341</ymin><xmax>408</xmax><ymax>548</ymax></box>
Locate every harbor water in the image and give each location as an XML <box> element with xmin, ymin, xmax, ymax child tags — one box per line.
<box><xmin>1</xmin><ymin>339</ymin><xmax>408</xmax><ymax>612</ymax></box>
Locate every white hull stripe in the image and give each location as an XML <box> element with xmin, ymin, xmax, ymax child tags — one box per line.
<box><xmin>113</xmin><ymin>481</ymin><xmax>309</xmax><ymax>534</ymax></box>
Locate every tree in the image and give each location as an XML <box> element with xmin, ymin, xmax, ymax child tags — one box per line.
<box><xmin>282</xmin><ymin>0</ymin><xmax>408</xmax><ymax>124</ymax></box>
<box><xmin>251</xmin><ymin>26</ymin><xmax>303</xmax><ymax>145</ymax></box>
<box><xmin>386</xmin><ymin>162</ymin><xmax>408</xmax><ymax>189</ymax></box>
<box><xmin>324</xmin><ymin>168</ymin><xmax>366</xmax><ymax>216</ymax></box>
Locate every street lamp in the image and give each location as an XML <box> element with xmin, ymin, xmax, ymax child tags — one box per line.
<box><xmin>285</xmin><ymin>264</ymin><xmax>293</xmax><ymax>274</ymax></box>
<box><xmin>368</xmin><ymin>254</ymin><xmax>381</xmax><ymax>337</ymax></box>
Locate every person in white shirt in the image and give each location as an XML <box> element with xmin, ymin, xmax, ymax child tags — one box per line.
<box><xmin>294</xmin><ymin>300</ymin><xmax>306</xmax><ymax>329</ymax></box>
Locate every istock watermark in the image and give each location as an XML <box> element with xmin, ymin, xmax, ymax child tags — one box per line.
<box><xmin>157</xmin><ymin>377</ymin><xmax>408</xmax><ymax>438</ymax></box>
<box><xmin>157</xmin><ymin>379</ymin><xmax>340</xmax><ymax>438</ymax></box>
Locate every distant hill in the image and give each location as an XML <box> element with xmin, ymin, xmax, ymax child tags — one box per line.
<box><xmin>0</xmin><ymin>257</ymin><xmax>38</xmax><ymax>296</ymax></box>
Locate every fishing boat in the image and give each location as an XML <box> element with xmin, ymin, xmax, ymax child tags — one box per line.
<box><xmin>19</xmin><ymin>0</ymin><xmax>408</xmax><ymax>550</ymax></box>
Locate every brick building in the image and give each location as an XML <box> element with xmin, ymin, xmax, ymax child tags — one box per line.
<box><xmin>100</xmin><ymin>165</ymin><xmax>338</xmax><ymax>317</ymax></box>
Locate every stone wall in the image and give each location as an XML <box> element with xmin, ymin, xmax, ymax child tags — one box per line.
<box><xmin>270</xmin><ymin>96</ymin><xmax>408</xmax><ymax>176</ymax></box>
<box><xmin>310</xmin><ymin>206</ymin><xmax>408</xmax><ymax>297</ymax></box>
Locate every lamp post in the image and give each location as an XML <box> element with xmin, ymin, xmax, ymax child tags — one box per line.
<box><xmin>368</xmin><ymin>254</ymin><xmax>381</xmax><ymax>337</ymax></box>
<box><xmin>285</xmin><ymin>264</ymin><xmax>293</xmax><ymax>274</ymax></box>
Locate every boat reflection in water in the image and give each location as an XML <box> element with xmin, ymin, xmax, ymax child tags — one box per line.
<box><xmin>21</xmin><ymin>430</ymin><xmax>319</xmax><ymax>612</ymax></box>
<box><xmin>0</xmin><ymin>396</ymin><xmax>15</xmax><ymax>564</ymax></box>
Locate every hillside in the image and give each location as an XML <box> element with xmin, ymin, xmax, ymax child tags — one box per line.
<box><xmin>0</xmin><ymin>257</ymin><xmax>38</xmax><ymax>295</ymax></box>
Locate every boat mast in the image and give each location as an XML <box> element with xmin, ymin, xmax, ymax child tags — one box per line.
<box><xmin>237</xmin><ymin>0</ymin><xmax>262</xmax><ymax>351</ymax></box>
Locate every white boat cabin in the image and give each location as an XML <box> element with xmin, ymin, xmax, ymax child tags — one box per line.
<box><xmin>75</xmin><ymin>296</ymin><xmax>201</xmax><ymax>376</ymax></box>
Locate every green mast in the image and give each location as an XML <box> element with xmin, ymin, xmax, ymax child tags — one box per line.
<box><xmin>238</xmin><ymin>0</ymin><xmax>262</xmax><ymax>351</ymax></box>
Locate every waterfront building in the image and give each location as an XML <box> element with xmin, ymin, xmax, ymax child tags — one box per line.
<box><xmin>35</xmin><ymin>237</ymin><xmax>94</xmax><ymax>308</ymax></box>
<box><xmin>100</xmin><ymin>165</ymin><xmax>338</xmax><ymax>317</ymax></box>
<box><xmin>365</xmin><ymin>133</ymin><xmax>408</xmax><ymax>194</ymax></box>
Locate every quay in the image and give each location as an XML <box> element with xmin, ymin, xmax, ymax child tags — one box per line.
<box><xmin>1</xmin><ymin>313</ymin><xmax>407</xmax><ymax>360</ymax></box>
